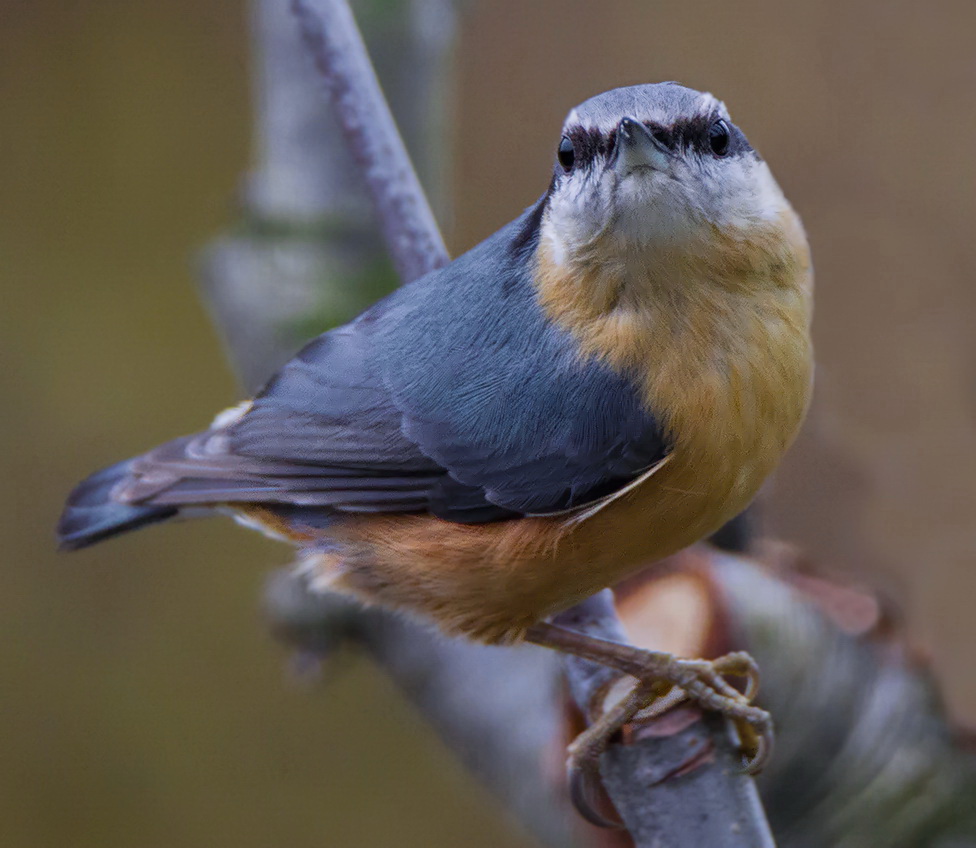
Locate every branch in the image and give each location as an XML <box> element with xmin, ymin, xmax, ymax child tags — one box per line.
<box><xmin>554</xmin><ymin>592</ymin><xmax>775</xmax><ymax>846</ymax></box>
<box><xmin>265</xmin><ymin>570</ymin><xmax>577</xmax><ymax>848</ymax></box>
<box><xmin>713</xmin><ymin>546</ymin><xmax>976</xmax><ymax>848</ymax></box>
<box><xmin>291</xmin><ymin>0</ymin><xmax>449</xmax><ymax>284</ymax></box>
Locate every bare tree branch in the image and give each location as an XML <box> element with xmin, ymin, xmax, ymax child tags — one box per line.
<box><xmin>265</xmin><ymin>569</ymin><xmax>579</xmax><ymax>848</ymax></box>
<box><xmin>714</xmin><ymin>547</ymin><xmax>976</xmax><ymax>848</ymax></box>
<box><xmin>291</xmin><ymin>0</ymin><xmax>449</xmax><ymax>285</ymax></box>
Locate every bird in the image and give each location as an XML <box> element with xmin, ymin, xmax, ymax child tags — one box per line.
<box><xmin>58</xmin><ymin>82</ymin><xmax>813</xmax><ymax>815</ymax></box>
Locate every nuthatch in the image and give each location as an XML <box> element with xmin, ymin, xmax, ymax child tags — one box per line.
<box><xmin>59</xmin><ymin>83</ymin><xmax>813</xmax><ymax>810</ymax></box>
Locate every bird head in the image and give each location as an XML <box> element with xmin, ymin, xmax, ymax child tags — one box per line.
<box><xmin>539</xmin><ymin>83</ymin><xmax>802</xmax><ymax>284</ymax></box>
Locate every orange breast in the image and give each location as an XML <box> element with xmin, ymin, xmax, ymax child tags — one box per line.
<box><xmin>297</xmin><ymin>439</ymin><xmax>778</xmax><ymax>644</ymax></box>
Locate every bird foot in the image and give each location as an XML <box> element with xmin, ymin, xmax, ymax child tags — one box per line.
<box><xmin>524</xmin><ymin>623</ymin><xmax>773</xmax><ymax>827</ymax></box>
<box><xmin>571</xmin><ymin>650</ymin><xmax>772</xmax><ymax>826</ymax></box>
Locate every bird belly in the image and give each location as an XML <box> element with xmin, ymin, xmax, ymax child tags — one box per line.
<box><xmin>297</xmin><ymin>450</ymin><xmax>759</xmax><ymax>644</ymax></box>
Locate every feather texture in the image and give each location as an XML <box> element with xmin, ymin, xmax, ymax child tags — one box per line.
<box><xmin>59</xmin><ymin>207</ymin><xmax>669</xmax><ymax>549</ymax></box>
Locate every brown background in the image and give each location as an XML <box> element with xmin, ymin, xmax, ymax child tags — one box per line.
<box><xmin>2</xmin><ymin>1</ymin><xmax>975</xmax><ymax>845</ymax></box>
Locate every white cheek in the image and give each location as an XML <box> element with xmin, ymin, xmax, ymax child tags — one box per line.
<box><xmin>705</xmin><ymin>160</ymin><xmax>786</xmax><ymax>230</ymax></box>
<box><xmin>614</xmin><ymin>174</ymin><xmax>701</xmax><ymax>245</ymax></box>
<box><xmin>615</xmin><ymin>159</ymin><xmax>788</xmax><ymax>244</ymax></box>
<box><xmin>543</xmin><ymin>157</ymin><xmax>790</xmax><ymax>261</ymax></box>
<box><xmin>545</xmin><ymin>172</ymin><xmax>613</xmax><ymax>259</ymax></box>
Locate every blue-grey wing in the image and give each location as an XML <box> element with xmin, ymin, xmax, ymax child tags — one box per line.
<box><xmin>370</xmin><ymin>212</ymin><xmax>668</xmax><ymax>518</ymax></box>
<box><xmin>124</xmin><ymin>323</ymin><xmax>447</xmax><ymax>514</ymax></box>
<box><xmin>123</xmin><ymin>209</ymin><xmax>668</xmax><ymax>522</ymax></box>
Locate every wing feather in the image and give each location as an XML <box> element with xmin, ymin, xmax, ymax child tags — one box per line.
<box><xmin>115</xmin><ymin>208</ymin><xmax>669</xmax><ymax>523</ymax></box>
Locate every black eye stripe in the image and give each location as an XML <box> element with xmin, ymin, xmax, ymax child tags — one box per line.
<box><xmin>646</xmin><ymin>125</ymin><xmax>673</xmax><ymax>149</ymax></box>
<box><xmin>658</xmin><ymin>116</ymin><xmax>749</xmax><ymax>157</ymax></box>
<box><xmin>563</xmin><ymin>126</ymin><xmax>616</xmax><ymax>170</ymax></box>
<box><xmin>558</xmin><ymin>115</ymin><xmax>752</xmax><ymax>171</ymax></box>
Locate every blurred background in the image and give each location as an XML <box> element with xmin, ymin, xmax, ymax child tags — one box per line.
<box><xmin>3</xmin><ymin>0</ymin><xmax>976</xmax><ymax>845</ymax></box>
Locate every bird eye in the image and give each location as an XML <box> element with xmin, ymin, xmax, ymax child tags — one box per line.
<box><xmin>708</xmin><ymin>120</ymin><xmax>731</xmax><ymax>157</ymax></box>
<box><xmin>557</xmin><ymin>136</ymin><xmax>576</xmax><ymax>172</ymax></box>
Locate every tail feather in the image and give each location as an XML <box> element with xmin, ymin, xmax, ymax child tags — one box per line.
<box><xmin>57</xmin><ymin>459</ymin><xmax>178</xmax><ymax>551</ymax></box>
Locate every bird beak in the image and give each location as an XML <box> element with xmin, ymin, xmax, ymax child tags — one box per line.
<box><xmin>614</xmin><ymin>117</ymin><xmax>671</xmax><ymax>175</ymax></box>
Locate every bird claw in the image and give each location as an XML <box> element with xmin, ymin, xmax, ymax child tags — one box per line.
<box><xmin>568</xmin><ymin>762</ymin><xmax>625</xmax><ymax>829</ymax></box>
<box><xmin>734</xmin><ymin>712</ymin><xmax>775</xmax><ymax>775</ymax></box>
<box><xmin>709</xmin><ymin>650</ymin><xmax>762</xmax><ymax>701</ymax></box>
<box><xmin>564</xmin><ymin>650</ymin><xmax>773</xmax><ymax>826</ymax></box>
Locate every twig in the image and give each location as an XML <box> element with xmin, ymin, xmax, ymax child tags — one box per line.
<box><xmin>199</xmin><ymin>0</ymin><xmax>384</xmax><ymax>391</ymax></box>
<box><xmin>291</xmin><ymin>0</ymin><xmax>449</xmax><ymax>284</ymax></box>
<box><xmin>265</xmin><ymin>570</ymin><xmax>577</xmax><ymax>848</ymax></box>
